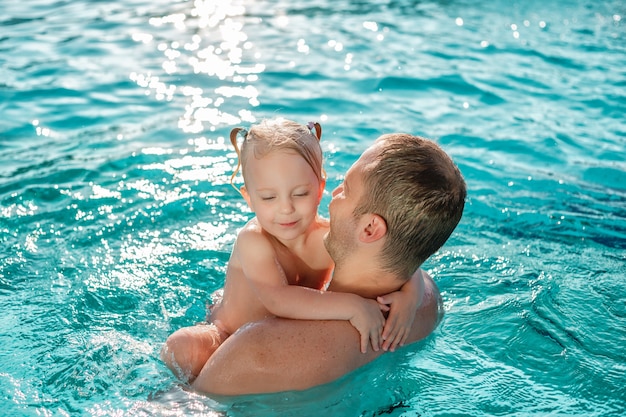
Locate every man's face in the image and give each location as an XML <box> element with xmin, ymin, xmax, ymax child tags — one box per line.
<box><xmin>324</xmin><ymin>146</ymin><xmax>376</xmax><ymax>263</ymax></box>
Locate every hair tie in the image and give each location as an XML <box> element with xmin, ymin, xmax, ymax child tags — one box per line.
<box><xmin>229</xmin><ymin>127</ymin><xmax>248</xmax><ymax>195</ymax></box>
<box><xmin>307</xmin><ymin>122</ymin><xmax>322</xmax><ymax>141</ymax></box>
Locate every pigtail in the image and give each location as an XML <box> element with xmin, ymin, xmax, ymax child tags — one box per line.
<box><xmin>307</xmin><ymin>121</ymin><xmax>322</xmax><ymax>141</ymax></box>
<box><xmin>306</xmin><ymin>121</ymin><xmax>326</xmax><ymax>181</ymax></box>
<box><xmin>229</xmin><ymin>127</ymin><xmax>246</xmax><ymax>194</ymax></box>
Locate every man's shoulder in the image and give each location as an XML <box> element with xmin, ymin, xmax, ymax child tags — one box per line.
<box><xmin>192</xmin><ymin>276</ymin><xmax>443</xmax><ymax>396</ymax></box>
<box><xmin>193</xmin><ymin>318</ymin><xmax>375</xmax><ymax>395</ymax></box>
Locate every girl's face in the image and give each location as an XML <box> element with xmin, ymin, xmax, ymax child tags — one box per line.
<box><xmin>242</xmin><ymin>150</ymin><xmax>324</xmax><ymax>242</ymax></box>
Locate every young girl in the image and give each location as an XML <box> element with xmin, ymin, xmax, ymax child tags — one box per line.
<box><xmin>162</xmin><ymin>118</ymin><xmax>422</xmax><ymax>382</ymax></box>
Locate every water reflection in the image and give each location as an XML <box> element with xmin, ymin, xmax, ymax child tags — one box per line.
<box><xmin>132</xmin><ymin>0</ymin><xmax>261</xmax><ymax>134</ymax></box>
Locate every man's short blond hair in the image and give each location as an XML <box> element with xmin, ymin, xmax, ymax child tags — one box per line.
<box><xmin>354</xmin><ymin>133</ymin><xmax>466</xmax><ymax>279</ymax></box>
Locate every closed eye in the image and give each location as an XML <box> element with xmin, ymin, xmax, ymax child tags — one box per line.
<box><xmin>332</xmin><ymin>183</ymin><xmax>344</xmax><ymax>197</ymax></box>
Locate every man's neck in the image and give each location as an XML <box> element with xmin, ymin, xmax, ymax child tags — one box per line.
<box><xmin>328</xmin><ymin>263</ymin><xmax>404</xmax><ymax>299</ymax></box>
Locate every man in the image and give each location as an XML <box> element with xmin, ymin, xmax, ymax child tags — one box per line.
<box><xmin>185</xmin><ymin>133</ymin><xmax>466</xmax><ymax>395</ymax></box>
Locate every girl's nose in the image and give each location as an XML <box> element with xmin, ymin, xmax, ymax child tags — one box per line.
<box><xmin>279</xmin><ymin>198</ymin><xmax>295</xmax><ymax>214</ymax></box>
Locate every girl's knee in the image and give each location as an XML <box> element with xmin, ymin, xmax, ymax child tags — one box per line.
<box><xmin>161</xmin><ymin>330</ymin><xmax>193</xmax><ymax>367</ymax></box>
<box><xmin>161</xmin><ymin>325</ymin><xmax>225</xmax><ymax>379</ymax></box>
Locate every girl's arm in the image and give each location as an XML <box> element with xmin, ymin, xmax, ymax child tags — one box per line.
<box><xmin>376</xmin><ymin>268</ymin><xmax>425</xmax><ymax>351</ymax></box>
<box><xmin>237</xmin><ymin>230</ymin><xmax>385</xmax><ymax>353</ymax></box>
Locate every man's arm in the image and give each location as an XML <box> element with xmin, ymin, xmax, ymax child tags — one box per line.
<box><xmin>193</xmin><ymin>318</ymin><xmax>375</xmax><ymax>395</ymax></box>
<box><xmin>191</xmin><ymin>271</ymin><xmax>442</xmax><ymax>395</ymax></box>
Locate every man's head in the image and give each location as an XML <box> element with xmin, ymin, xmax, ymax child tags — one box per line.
<box><xmin>325</xmin><ymin>133</ymin><xmax>466</xmax><ymax>280</ymax></box>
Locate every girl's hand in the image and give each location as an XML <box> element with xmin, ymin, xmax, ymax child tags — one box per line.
<box><xmin>377</xmin><ymin>269</ymin><xmax>425</xmax><ymax>351</ymax></box>
<box><xmin>349</xmin><ymin>298</ymin><xmax>386</xmax><ymax>353</ymax></box>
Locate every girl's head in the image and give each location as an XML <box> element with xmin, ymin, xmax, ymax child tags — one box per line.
<box><xmin>230</xmin><ymin>118</ymin><xmax>325</xmax><ymax>190</ymax></box>
<box><xmin>229</xmin><ymin>118</ymin><xmax>326</xmax><ymax>241</ymax></box>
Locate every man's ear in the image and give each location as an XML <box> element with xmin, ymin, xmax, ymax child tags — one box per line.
<box><xmin>358</xmin><ymin>214</ymin><xmax>387</xmax><ymax>243</ymax></box>
<box><xmin>241</xmin><ymin>186</ymin><xmax>253</xmax><ymax>210</ymax></box>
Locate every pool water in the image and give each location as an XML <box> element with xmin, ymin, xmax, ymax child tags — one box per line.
<box><xmin>1</xmin><ymin>0</ymin><xmax>625</xmax><ymax>415</ymax></box>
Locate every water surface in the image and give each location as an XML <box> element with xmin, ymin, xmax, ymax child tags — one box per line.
<box><xmin>1</xmin><ymin>0</ymin><xmax>625</xmax><ymax>415</ymax></box>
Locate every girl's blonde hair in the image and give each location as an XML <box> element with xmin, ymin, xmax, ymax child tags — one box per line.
<box><xmin>229</xmin><ymin>118</ymin><xmax>324</xmax><ymax>192</ymax></box>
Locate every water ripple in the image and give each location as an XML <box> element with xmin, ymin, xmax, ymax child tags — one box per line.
<box><xmin>2</xmin><ymin>0</ymin><xmax>625</xmax><ymax>415</ymax></box>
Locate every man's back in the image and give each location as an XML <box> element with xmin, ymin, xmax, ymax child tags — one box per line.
<box><xmin>192</xmin><ymin>271</ymin><xmax>442</xmax><ymax>395</ymax></box>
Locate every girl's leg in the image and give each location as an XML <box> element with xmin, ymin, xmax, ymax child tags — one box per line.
<box><xmin>161</xmin><ymin>324</ymin><xmax>229</xmax><ymax>383</ymax></box>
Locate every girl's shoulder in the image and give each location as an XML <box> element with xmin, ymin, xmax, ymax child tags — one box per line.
<box><xmin>240</xmin><ymin>217</ymin><xmax>262</xmax><ymax>233</ymax></box>
<box><xmin>233</xmin><ymin>219</ymin><xmax>281</xmax><ymax>263</ymax></box>
<box><xmin>237</xmin><ymin>218</ymin><xmax>273</xmax><ymax>247</ymax></box>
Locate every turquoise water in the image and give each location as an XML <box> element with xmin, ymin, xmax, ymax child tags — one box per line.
<box><xmin>1</xmin><ymin>0</ymin><xmax>625</xmax><ymax>415</ymax></box>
